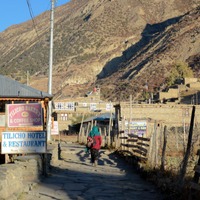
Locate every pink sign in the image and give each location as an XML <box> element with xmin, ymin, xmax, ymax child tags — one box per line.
<box><xmin>7</xmin><ymin>103</ymin><xmax>43</xmax><ymax>127</ymax></box>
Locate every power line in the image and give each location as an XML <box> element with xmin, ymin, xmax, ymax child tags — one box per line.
<box><xmin>26</xmin><ymin>0</ymin><xmax>41</xmax><ymax>40</ymax></box>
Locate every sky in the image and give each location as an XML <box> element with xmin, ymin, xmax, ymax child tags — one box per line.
<box><xmin>0</xmin><ymin>0</ymin><xmax>70</xmax><ymax>32</ymax></box>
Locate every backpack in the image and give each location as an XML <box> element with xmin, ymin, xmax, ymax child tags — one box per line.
<box><xmin>86</xmin><ymin>136</ymin><xmax>96</xmax><ymax>148</ymax></box>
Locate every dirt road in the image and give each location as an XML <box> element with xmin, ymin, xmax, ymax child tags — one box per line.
<box><xmin>18</xmin><ymin>142</ymin><xmax>165</xmax><ymax>200</ymax></box>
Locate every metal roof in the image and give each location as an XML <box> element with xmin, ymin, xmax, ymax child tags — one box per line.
<box><xmin>84</xmin><ymin>112</ymin><xmax>115</xmax><ymax>122</ymax></box>
<box><xmin>0</xmin><ymin>74</ymin><xmax>52</xmax><ymax>99</ymax></box>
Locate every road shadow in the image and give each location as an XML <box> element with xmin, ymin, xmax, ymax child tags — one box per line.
<box><xmin>34</xmin><ymin>143</ymin><xmax>166</xmax><ymax>200</ymax></box>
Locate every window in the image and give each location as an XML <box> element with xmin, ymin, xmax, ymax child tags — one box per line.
<box><xmin>61</xmin><ymin>114</ymin><xmax>67</xmax><ymax>121</ymax></box>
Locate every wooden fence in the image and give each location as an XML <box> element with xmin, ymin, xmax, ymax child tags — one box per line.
<box><xmin>190</xmin><ymin>149</ymin><xmax>200</xmax><ymax>199</ymax></box>
<box><xmin>78</xmin><ymin>124</ymin><xmax>113</xmax><ymax>147</ymax></box>
<box><xmin>118</xmin><ymin>131</ymin><xmax>150</xmax><ymax>165</ymax></box>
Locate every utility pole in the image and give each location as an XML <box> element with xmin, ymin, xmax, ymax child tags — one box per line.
<box><xmin>47</xmin><ymin>0</ymin><xmax>55</xmax><ymax>141</ymax></box>
<box><xmin>27</xmin><ymin>70</ymin><xmax>29</xmax><ymax>85</ymax></box>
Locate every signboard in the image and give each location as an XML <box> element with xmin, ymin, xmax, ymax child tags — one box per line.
<box><xmin>106</xmin><ymin>103</ymin><xmax>113</xmax><ymax>111</ymax></box>
<box><xmin>82</xmin><ymin>103</ymin><xmax>88</xmax><ymax>107</ymax></box>
<box><xmin>1</xmin><ymin>131</ymin><xmax>46</xmax><ymax>154</ymax></box>
<box><xmin>54</xmin><ymin>102</ymin><xmax>75</xmax><ymax>111</ymax></box>
<box><xmin>7</xmin><ymin>103</ymin><xmax>43</xmax><ymax>127</ymax></box>
<box><xmin>90</xmin><ymin>103</ymin><xmax>97</xmax><ymax>111</ymax></box>
<box><xmin>51</xmin><ymin>121</ymin><xmax>59</xmax><ymax>135</ymax></box>
<box><xmin>122</xmin><ymin>120</ymin><xmax>147</xmax><ymax>137</ymax></box>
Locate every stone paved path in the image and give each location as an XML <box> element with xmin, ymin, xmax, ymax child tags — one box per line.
<box><xmin>19</xmin><ymin>142</ymin><xmax>165</xmax><ymax>200</ymax></box>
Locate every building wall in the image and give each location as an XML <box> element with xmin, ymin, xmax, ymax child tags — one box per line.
<box><xmin>159</xmin><ymin>88</ymin><xmax>179</xmax><ymax>100</ymax></box>
<box><xmin>53</xmin><ymin>100</ymin><xmax>115</xmax><ymax>133</ymax></box>
<box><xmin>118</xmin><ymin>103</ymin><xmax>200</xmax><ymax>126</ymax></box>
<box><xmin>188</xmin><ymin>82</ymin><xmax>200</xmax><ymax>89</ymax></box>
<box><xmin>184</xmin><ymin>77</ymin><xmax>198</xmax><ymax>85</ymax></box>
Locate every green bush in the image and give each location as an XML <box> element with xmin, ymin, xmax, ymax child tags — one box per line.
<box><xmin>166</xmin><ymin>61</ymin><xmax>193</xmax><ymax>86</ymax></box>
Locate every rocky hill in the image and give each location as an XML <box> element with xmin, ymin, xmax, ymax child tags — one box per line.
<box><xmin>0</xmin><ymin>0</ymin><xmax>199</xmax><ymax>101</ymax></box>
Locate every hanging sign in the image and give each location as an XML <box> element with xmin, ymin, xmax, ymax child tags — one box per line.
<box><xmin>7</xmin><ymin>103</ymin><xmax>43</xmax><ymax>127</ymax></box>
<box><xmin>1</xmin><ymin>131</ymin><xmax>46</xmax><ymax>154</ymax></box>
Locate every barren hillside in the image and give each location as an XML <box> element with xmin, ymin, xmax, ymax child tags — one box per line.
<box><xmin>0</xmin><ymin>0</ymin><xmax>199</xmax><ymax>101</ymax></box>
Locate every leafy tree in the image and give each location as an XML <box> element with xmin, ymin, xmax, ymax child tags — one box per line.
<box><xmin>142</xmin><ymin>91</ymin><xmax>150</xmax><ymax>101</ymax></box>
<box><xmin>166</xmin><ymin>61</ymin><xmax>193</xmax><ymax>86</ymax></box>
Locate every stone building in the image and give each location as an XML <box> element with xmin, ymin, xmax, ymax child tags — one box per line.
<box><xmin>52</xmin><ymin>87</ymin><xmax>114</xmax><ymax>134</ymax></box>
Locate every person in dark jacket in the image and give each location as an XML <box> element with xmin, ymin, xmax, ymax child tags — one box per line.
<box><xmin>87</xmin><ymin>125</ymin><xmax>102</xmax><ymax>166</ymax></box>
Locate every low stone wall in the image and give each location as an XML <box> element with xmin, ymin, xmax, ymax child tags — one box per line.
<box><xmin>0</xmin><ymin>164</ymin><xmax>23</xmax><ymax>200</ymax></box>
<box><xmin>0</xmin><ymin>142</ymin><xmax>58</xmax><ymax>200</ymax></box>
<box><xmin>51</xmin><ymin>134</ymin><xmax>78</xmax><ymax>143</ymax></box>
<box><xmin>119</xmin><ymin>103</ymin><xmax>200</xmax><ymax>126</ymax></box>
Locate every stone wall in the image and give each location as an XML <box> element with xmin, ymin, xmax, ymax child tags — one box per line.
<box><xmin>118</xmin><ymin>103</ymin><xmax>200</xmax><ymax>126</ymax></box>
<box><xmin>159</xmin><ymin>88</ymin><xmax>179</xmax><ymax>100</ymax></box>
<box><xmin>184</xmin><ymin>77</ymin><xmax>198</xmax><ymax>85</ymax></box>
<box><xmin>0</xmin><ymin>143</ymin><xmax>58</xmax><ymax>200</ymax></box>
<box><xmin>188</xmin><ymin>82</ymin><xmax>200</xmax><ymax>89</ymax></box>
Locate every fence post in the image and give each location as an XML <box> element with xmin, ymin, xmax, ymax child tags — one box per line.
<box><xmin>179</xmin><ymin>105</ymin><xmax>195</xmax><ymax>186</ymax></box>
<box><xmin>78</xmin><ymin>113</ymin><xmax>84</xmax><ymax>143</ymax></box>
<box><xmin>104</xmin><ymin>127</ymin><xmax>107</xmax><ymax>147</ymax></box>
<box><xmin>175</xmin><ymin>127</ymin><xmax>179</xmax><ymax>151</ymax></box>
<box><xmin>150</xmin><ymin>121</ymin><xmax>157</xmax><ymax>168</ymax></box>
<box><xmin>161</xmin><ymin>125</ymin><xmax>167</xmax><ymax>171</ymax></box>
<box><xmin>86</xmin><ymin>122</ymin><xmax>91</xmax><ymax>138</ymax></box>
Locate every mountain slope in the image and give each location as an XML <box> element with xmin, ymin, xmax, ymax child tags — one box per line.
<box><xmin>0</xmin><ymin>0</ymin><xmax>199</xmax><ymax>101</ymax></box>
<box><xmin>98</xmin><ymin>6</ymin><xmax>200</xmax><ymax>100</ymax></box>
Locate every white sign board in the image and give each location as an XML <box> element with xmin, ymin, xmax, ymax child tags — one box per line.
<box><xmin>106</xmin><ymin>103</ymin><xmax>113</xmax><ymax>111</ymax></box>
<box><xmin>54</xmin><ymin>102</ymin><xmax>75</xmax><ymax>111</ymax></box>
<box><xmin>90</xmin><ymin>103</ymin><xmax>97</xmax><ymax>111</ymax></box>
<box><xmin>1</xmin><ymin>131</ymin><xmax>46</xmax><ymax>154</ymax></box>
<box><xmin>51</xmin><ymin>121</ymin><xmax>59</xmax><ymax>135</ymax></box>
<box><xmin>123</xmin><ymin>120</ymin><xmax>147</xmax><ymax>137</ymax></box>
<box><xmin>82</xmin><ymin>103</ymin><xmax>88</xmax><ymax>107</ymax></box>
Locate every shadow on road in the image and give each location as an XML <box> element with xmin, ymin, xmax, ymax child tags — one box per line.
<box><xmin>30</xmin><ymin>142</ymin><xmax>166</xmax><ymax>200</ymax></box>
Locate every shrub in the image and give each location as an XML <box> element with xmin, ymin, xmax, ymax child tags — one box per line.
<box><xmin>166</xmin><ymin>61</ymin><xmax>194</xmax><ymax>87</ymax></box>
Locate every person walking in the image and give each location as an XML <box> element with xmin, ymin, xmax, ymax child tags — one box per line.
<box><xmin>87</xmin><ymin>125</ymin><xmax>102</xmax><ymax>166</ymax></box>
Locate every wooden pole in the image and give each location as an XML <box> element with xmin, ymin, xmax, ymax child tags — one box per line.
<box><xmin>81</xmin><ymin>127</ymin><xmax>85</xmax><ymax>143</ymax></box>
<box><xmin>175</xmin><ymin>127</ymin><xmax>179</xmax><ymax>150</ymax></box>
<box><xmin>155</xmin><ymin>122</ymin><xmax>158</xmax><ymax>168</ymax></box>
<box><xmin>129</xmin><ymin>95</ymin><xmax>132</xmax><ymax>135</ymax></box>
<box><xmin>91</xmin><ymin>120</ymin><xmax>94</xmax><ymax>130</ymax></box>
<box><xmin>78</xmin><ymin>113</ymin><xmax>85</xmax><ymax>143</ymax></box>
<box><xmin>179</xmin><ymin>105</ymin><xmax>195</xmax><ymax>186</ymax></box>
<box><xmin>108</xmin><ymin>102</ymin><xmax>112</xmax><ymax>147</ymax></box>
<box><xmin>183</xmin><ymin>117</ymin><xmax>186</xmax><ymax>151</ymax></box>
<box><xmin>116</xmin><ymin>108</ymin><xmax>120</xmax><ymax>148</ymax></box>
<box><xmin>192</xmin><ymin>151</ymin><xmax>200</xmax><ymax>183</ymax></box>
<box><xmin>86</xmin><ymin>122</ymin><xmax>91</xmax><ymax>139</ymax></box>
<box><xmin>161</xmin><ymin>125</ymin><xmax>167</xmax><ymax>171</ymax></box>
<box><xmin>122</xmin><ymin>118</ymin><xmax>125</xmax><ymax>150</ymax></box>
<box><xmin>151</xmin><ymin>121</ymin><xmax>157</xmax><ymax>168</ymax></box>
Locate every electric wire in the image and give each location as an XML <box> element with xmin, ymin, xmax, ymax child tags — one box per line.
<box><xmin>26</xmin><ymin>0</ymin><xmax>59</xmax><ymax>42</ymax></box>
<box><xmin>26</xmin><ymin>0</ymin><xmax>41</xmax><ymax>40</ymax></box>
<box><xmin>0</xmin><ymin>0</ymin><xmax>64</xmax><ymax>72</ymax></box>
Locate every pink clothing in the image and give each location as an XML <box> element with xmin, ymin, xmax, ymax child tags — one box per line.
<box><xmin>91</xmin><ymin>135</ymin><xmax>102</xmax><ymax>150</ymax></box>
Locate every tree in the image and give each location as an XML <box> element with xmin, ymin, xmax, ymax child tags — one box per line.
<box><xmin>166</xmin><ymin>61</ymin><xmax>194</xmax><ymax>86</ymax></box>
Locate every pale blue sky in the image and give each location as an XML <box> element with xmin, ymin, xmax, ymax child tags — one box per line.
<box><xmin>0</xmin><ymin>0</ymin><xmax>70</xmax><ymax>32</ymax></box>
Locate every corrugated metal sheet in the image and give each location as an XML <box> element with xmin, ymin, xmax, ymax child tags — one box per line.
<box><xmin>84</xmin><ymin>112</ymin><xmax>115</xmax><ymax>122</ymax></box>
<box><xmin>0</xmin><ymin>75</ymin><xmax>52</xmax><ymax>99</ymax></box>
